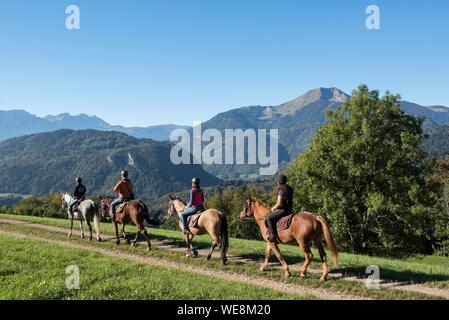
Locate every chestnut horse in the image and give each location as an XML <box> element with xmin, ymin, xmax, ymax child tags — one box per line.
<box><xmin>168</xmin><ymin>195</ymin><xmax>229</xmax><ymax>265</ymax></box>
<box><xmin>99</xmin><ymin>196</ymin><xmax>152</xmax><ymax>251</ymax></box>
<box><xmin>240</xmin><ymin>197</ymin><xmax>338</xmax><ymax>281</ymax></box>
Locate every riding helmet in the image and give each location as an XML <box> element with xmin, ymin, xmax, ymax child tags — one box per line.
<box><xmin>121</xmin><ymin>170</ymin><xmax>129</xmax><ymax>178</ymax></box>
<box><xmin>277</xmin><ymin>174</ymin><xmax>287</xmax><ymax>185</ymax></box>
<box><xmin>192</xmin><ymin>177</ymin><xmax>200</xmax><ymax>186</ymax></box>
<box><xmin>76</xmin><ymin>177</ymin><xmax>82</xmax><ymax>183</ymax></box>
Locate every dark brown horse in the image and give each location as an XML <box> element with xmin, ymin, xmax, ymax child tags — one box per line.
<box><xmin>240</xmin><ymin>197</ymin><xmax>338</xmax><ymax>281</ymax></box>
<box><xmin>99</xmin><ymin>196</ymin><xmax>152</xmax><ymax>251</ymax></box>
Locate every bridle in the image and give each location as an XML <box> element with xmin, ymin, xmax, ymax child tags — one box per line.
<box><xmin>241</xmin><ymin>199</ymin><xmax>265</xmax><ymax>221</ymax></box>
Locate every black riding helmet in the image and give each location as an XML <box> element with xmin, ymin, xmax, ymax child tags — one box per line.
<box><xmin>277</xmin><ymin>174</ymin><xmax>287</xmax><ymax>185</ymax></box>
<box><xmin>121</xmin><ymin>170</ymin><xmax>129</xmax><ymax>178</ymax></box>
<box><xmin>192</xmin><ymin>177</ymin><xmax>200</xmax><ymax>187</ymax></box>
<box><xmin>76</xmin><ymin>177</ymin><xmax>82</xmax><ymax>184</ymax></box>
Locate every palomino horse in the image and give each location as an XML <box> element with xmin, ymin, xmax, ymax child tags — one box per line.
<box><xmin>99</xmin><ymin>196</ymin><xmax>153</xmax><ymax>251</ymax></box>
<box><xmin>61</xmin><ymin>193</ymin><xmax>101</xmax><ymax>241</ymax></box>
<box><xmin>240</xmin><ymin>197</ymin><xmax>338</xmax><ymax>281</ymax></box>
<box><xmin>168</xmin><ymin>195</ymin><xmax>229</xmax><ymax>265</ymax></box>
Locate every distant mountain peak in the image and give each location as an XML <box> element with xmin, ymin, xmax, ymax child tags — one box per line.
<box><xmin>275</xmin><ymin>87</ymin><xmax>349</xmax><ymax>116</ymax></box>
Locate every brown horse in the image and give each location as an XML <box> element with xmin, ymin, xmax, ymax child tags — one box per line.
<box><xmin>240</xmin><ymin>197</ymin><xmax>338</xmax><ymax>281</ymax></box>
<box><xmin>99</xmin><ymin>196</ymin><xmax>152</xmax><ymax>251</ymax></box>
<box><xmin>168</xmin><ymin>195</ymin><xmax>229</xmax><ymax>265</ymax></box>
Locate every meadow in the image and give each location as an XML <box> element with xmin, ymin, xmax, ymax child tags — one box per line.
<box><xmin>1</xmin><ymin>213</ymin><xmax>448</xmax><ymax>300</ymax></box>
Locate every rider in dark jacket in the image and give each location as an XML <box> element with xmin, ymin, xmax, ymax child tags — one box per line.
<box><xmin>179</xmin><ymin>177</ymin><xmax>204</xmax><ymax>234</ymax></box>
<box><xmin>265</xmin><ymin>174</ymin><xmax>294</xmax><ymax>242</ymax></box>
<box><xmin>69</xmin><ymin>177</ymin><xmax>86</xmax><ymax>214</ymax></box>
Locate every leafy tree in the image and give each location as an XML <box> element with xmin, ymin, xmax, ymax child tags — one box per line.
<box><xmin>424</xmin><ymin>156</ymin><xmax>449</xmax><ymax>255</ymax></box>
<box><xmin>287</xmin><ymin>85</ymin><xmax>436</xmax><ymax>255</ymax></box>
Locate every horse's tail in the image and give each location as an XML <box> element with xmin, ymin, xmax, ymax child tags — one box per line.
<box><xmin>219</xmin><ymin>213</ymin><xmax>229</xmax><ymax>265</ymax></box>
<box><xmin>92</xmin><ymin>202</ymin><xmax>101</xmax><ymax>236</ymax></box>
<box><xmin>316</xmin><ymin>216</ymin><xmax>338</xmax><ymax>268</ymax></box>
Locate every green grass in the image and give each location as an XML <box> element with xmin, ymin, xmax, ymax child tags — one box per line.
<box><xmin>0</xmin><ymin>234</ymin><xmax>314</xmax><ymax>300</ymax></box>
<box><xmin>0</xmin><ymin>213</ymin><xmax>444</xmax><ymax>299</ymax></box>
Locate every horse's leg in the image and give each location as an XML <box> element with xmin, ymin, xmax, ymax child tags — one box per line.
<box><xmin>131</xmin><ymin>228</ymin><xmax>141</xmax><ymax>246</ymax></box>
<box><xmin>268</xmin><ymin>242</ymin><xmax>290</xmax><ymax>277</ymax></box>
<box><xmin>298</xmin><ymin>242</ymin><xmax>313</xmax><ymax>279</ymax></box>
<box><xmin>315</xmin><ymin>239</ymin><xmax>329</xmax><ymax>281</ymax></box>
<box><xmin>79</xmin><ymin>219</ymin><xmax>84</xmax><ymax>239</ymax></box>
<box><xmin>184</xmin><ymin>234</ymin><xmax>192</xmax><ymax>257</ymax></box>
<box><xmin>85</xmin><ymin>215</ymin><xmax>93</xmax><ymax>241</ymax></box>
<box><xmin>206</xmin><ymin>238</ymin><xmax>218</xmax><ymax>260</ymax></box>
<box><xmin>141</xmin><ymin>228</ymin><xmax>152</xmax><ymax>251</ymax></box>
<box><xmin>259</xmin><ymin>243</ymin><xmax>271</xmax><ymax>272</ymax></box>
<box><xmin>68</xmin><ymin>218</ymin><xmax>73</xmax><ymax>238</ymax></box>
<box><xmin>114</xmin><ymin>222</ymin><xmax>120</xmax><ymax>245</ymax></box>
<box><xmin>121</xmin><ymin>224</ymin><xmax>129</xmax><ymax>243</ymax></box>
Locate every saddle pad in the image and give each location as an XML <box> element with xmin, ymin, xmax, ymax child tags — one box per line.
<box><xmin>277</xmin><ymin>214</ymin><xmax>295</xmax><ymax>231</ymax></box>
<box><xmin>187</xmin><ymin>212</ymin><xmax>202</xmax><ymax>227</ymax></box>
<box><xmin>117</xmin><ymin>202</ymin><xmax>128</xmax><ymax>214</ymax></box>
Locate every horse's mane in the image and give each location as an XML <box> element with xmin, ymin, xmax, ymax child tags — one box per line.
<box><xmin>251</xmin><ymin>197</ymin><xmax>269</xmax><ymax>209</ymax></box>
<box><xmin>174</xmin><ymin>197</ymin><xmax>187</xmax><ymax>206</ymax></box>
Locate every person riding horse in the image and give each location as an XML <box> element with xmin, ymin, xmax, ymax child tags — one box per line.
<box><xmin>265</xmin><ymin>174</ymin><xmax>294</xmax><ymax>242</ymax></box>
<box><xmin>68</xmin><ymin>177</ymin><xmax>86</xmax><ymax>215</ymax></box>
<box><xmin>110</xmin><ymin>170</ymin><xmax>134</xmax><ymax>220</ymax></box>
<box><xmin>179</xmin><ymin>177</ymin><xmax>205</xmax><ymax>234</ymax></box>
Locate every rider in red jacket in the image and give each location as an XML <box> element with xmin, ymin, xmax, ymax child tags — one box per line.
<box><xmin>179</xmin><ymin>177</ymin><xmax>205</xmax><ymax>234</ymax></box>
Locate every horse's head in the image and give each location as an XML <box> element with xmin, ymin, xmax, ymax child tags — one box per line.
<box><xmin>61</xmin><ymin>193</ymin><xmax>70</xmax><ymax>210</ymax></box>
<box><xmin>168</xmin><ymin>194</ymin><xmax>186</xmax><ymax>217</ymax></box>
<box><xmin>240</xmin><ymin>197</ymin><xmax>255</xmax><ymax>219</ymax></box>
<box><xmin>99</xmin><ymin>196</ymin><xmax>113</xmax><ymax>219</ymax></box>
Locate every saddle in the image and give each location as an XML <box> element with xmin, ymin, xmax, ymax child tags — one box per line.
<box><xmin>116</xmin><ymin>202</ymin><xmax>129</xmax><ymax>214</ymax></box>
<box><xmin>276</xmin><ymin>214</ymin><xmax>295</xmax><ymax>231</ymax></box>
<box><xmin>187</xmin><ymin>209</ymin><xmax>205</xmax><ymax>228</ymax></box>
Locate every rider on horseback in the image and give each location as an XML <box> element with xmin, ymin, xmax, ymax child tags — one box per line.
<box><xmin>68</xmin><ymin>177</ymin><xmax>86</xmax><ymax>215</ymax></box>
<box><xmin>110</xmin><ymin>170</ymin><xmax>134</xmax><ymax>220</ymax></box>
<box><xmin>179</xmin><ymin>177</ymin><xmax>204</xmax><ymax>234</ymax></box>
<box><xmin>265</xmin><ymin>174</ymin><xmax>294</xmax><ymax>242</ymax></box>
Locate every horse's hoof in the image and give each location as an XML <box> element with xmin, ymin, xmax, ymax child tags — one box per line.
<box><xmin>146</xmin><ymin>247</ymin><xmax>151</xmax><ymax>252</ymax></box>
<box><xmin>206</xmin><ymin>256</ymin><xmax>211</xmax><ymax>261</ymax></box>
<box><xmin>320</xmin><ymin>275</ymin><xmax>328</xmax><ymax>282</ymax></box>
<box><xmin>192</xmin><ymin>250</ymin><xmax>198</xmax><ymax>258</ymax></box>
<box><xmin>116</xmin><ymin>241</ymin><xmax>120</xmax><ymax>245</ymax></box>
<box><xmin>89</xmin><ymin>237</ymin><xmax>93</xmax><ymax>241</ymax></box>
<box><xmin>67</xmin><ymin>234</ymin><xmax>72</xmax><ymax>238</ymax></box>
<box><xmin>97</xmin><ymin>238</ymin><xmax>102</xmax><ymax>242</ymax></box>
<box><xmin>285</xmin><ymin>271</ymin><xmax>291</xmax><ymax>278</ymax></box>
<box><xmin>259</xmin><ymin>266</ymin><xmax>267</xmax><ymax>272</ymax></box>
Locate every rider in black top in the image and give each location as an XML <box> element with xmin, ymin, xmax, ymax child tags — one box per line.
<box><xmin>265</xmin><ymin>174</ymin><xmax>294</xmax><ymax>242</ymax></box>
<box><xmin>69</xmin><ymin>177</ymin><xmax>86</xmax><ymax>214</ymax></box>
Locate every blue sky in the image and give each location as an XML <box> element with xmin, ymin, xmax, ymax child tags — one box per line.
<box><xmin>0</xmin><ymin>0</ymin><xmax>448</xmax><ymax>126</ymax></box>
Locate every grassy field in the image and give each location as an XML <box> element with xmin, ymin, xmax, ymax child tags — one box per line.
<box><xmin>0</xmin><ymin>234</ymin><xmax>316</xmax><ymax>300</ymax></box>
<box><xmin>1</xmin><ymin>214</ymin><xmax>448</xmax><ymax>299</ymax></box>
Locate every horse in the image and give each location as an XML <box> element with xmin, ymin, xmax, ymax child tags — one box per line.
<box><xmin>99</xmin><ymin>196</ymin><xmax>153</xmax><ymax>251</ymax></box>
<box><xmin>239</xmin><ymin>197</ymin><xmax>338</xmax><ymax>281</ymax></box>
<box><xmin>168</xmin><ymin>195</ymin><xmax>229</xmax><ymax>265</ymax></box>
<box><xmin>61</xmin><ymin>193</ymin><xmax>101</xmax><ymax>241</ymax></box>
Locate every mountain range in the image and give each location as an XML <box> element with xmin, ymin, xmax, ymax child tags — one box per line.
<box><xmin>0</xmin><ymin>129</ymin><xmax>221</xmax><ymax>200</ymax></box>
<box><xmin>0</xmin><ymin>110</ymin><xmax>189</xmax><ymax>141</ymax></box>
<box><xmin>1</xmin><ymin>87</ymin><xmax>449</xmax><ymax>180</ymax></box>
<box><xmin>198</xmin><ymin>88</ymin><xmax>449</xmax><ymax>178</ymax></box>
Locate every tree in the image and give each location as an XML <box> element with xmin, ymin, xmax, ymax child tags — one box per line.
<box><xmin>287</xmin><ymin>85</ymin><xmax>435</xmax><ymax>255</ymax></box>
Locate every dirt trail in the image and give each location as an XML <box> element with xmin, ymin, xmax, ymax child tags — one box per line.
<box><xmin>1</xmin><ymin>218</ymin><xmax>448</xmax><ymax>299</ymax></box>
<box><xmin>0</xmin><ymin>227</ymin><xmax>364</xmax><ymax>301</ymax></box>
